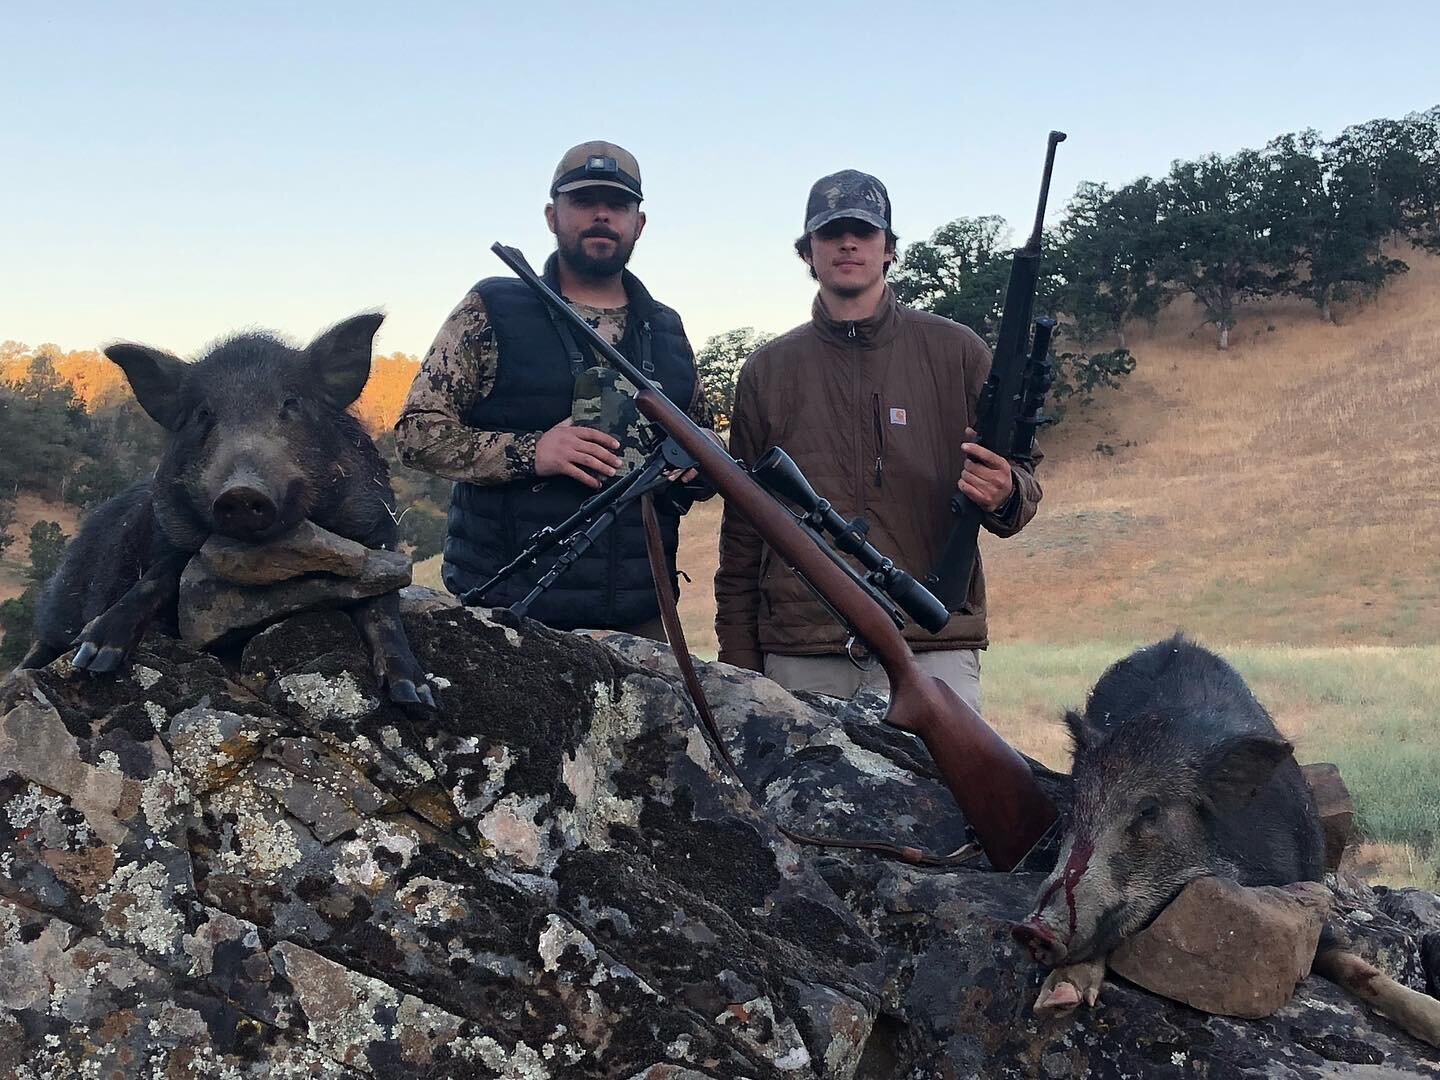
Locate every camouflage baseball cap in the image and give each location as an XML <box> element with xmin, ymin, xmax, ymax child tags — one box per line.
<box><xmin>804</xmin><ymin>169</ymin><xmax>891</xmax><ymax>234</ymax></box>
<box><xmin>551</xmin><ymin>141</ymin><xmax>643</xmax><ymax>201</ymax></box>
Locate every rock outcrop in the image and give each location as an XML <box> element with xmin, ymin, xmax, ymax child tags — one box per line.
<box><xmin>2</xmin><ymin>601</ymin><xmax>1438</xmax><ymax>1078</ymax></box>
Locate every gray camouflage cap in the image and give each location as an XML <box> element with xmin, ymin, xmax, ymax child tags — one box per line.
<box><xmin>804</xmin><ymin>169</ymin><xmax>892</xmax><ymax>234</ymax></box>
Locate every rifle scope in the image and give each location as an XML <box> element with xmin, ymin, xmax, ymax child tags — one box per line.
<box><xmin>751</xmin><ymin>447</ymin><xmax>951</xmax><ymax>634</ymax></box>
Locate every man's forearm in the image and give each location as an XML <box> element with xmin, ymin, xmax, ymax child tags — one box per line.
<box><xmin>395</xmin><ymin>413</ymin><xmax>540</xmax><ymax>485</ymax></box>
<box><xmin>983</xmin><ymin>461</ymin><xmax>1041</xmax><ymax>538</ymax></box>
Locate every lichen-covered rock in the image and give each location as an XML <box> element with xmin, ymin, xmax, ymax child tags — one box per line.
<box><xmin>2</xmin><ymin>613</ymin><xmax>1438</xmax><ymax>1078</ymax></box>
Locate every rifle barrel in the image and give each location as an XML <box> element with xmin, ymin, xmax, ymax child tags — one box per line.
<box><xmin>1025</xmin><ymin>131</ymin><xmax>1068</xmax><ymax>250</ymax></box>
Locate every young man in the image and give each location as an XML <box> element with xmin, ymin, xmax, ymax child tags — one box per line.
<box><xmin>396</xmin><ymin>141</ymin><xmax>710</xmax><ymax>637</ymax></box>
<box><xmin>714</xmin><ymin>170</ymin><xmax>1041</xmax><ymax>710</ymax></box>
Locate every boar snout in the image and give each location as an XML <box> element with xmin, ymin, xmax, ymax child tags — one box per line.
<box><xmin>212</xmin><ymin>483</ymin><xmax>278</xmax><ymax>538</ymax></box>
<box><xmin>1012</xmin><ymin>917</ymin><xmax>1066</xmax><ymax>966</ymax></box>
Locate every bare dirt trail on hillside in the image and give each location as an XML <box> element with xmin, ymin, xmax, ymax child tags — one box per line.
<box><xmin>0</xmin><ymin>494</ymin><xmax>80</xmax><ymax>606</ymax></box>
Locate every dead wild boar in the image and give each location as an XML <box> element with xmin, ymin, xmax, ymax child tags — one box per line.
<box><xmin>1012</xmin><ymin>635</ymin><xmax>1439</xmax><ymax>1047</ymax></box>
<box><xmin>19</xmin><ymin>313</ymin><xmax>435</xmax><ymax>709</ymax></box>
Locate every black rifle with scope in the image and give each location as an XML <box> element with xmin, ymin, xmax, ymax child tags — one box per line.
<box><xmin>927</xmin><ymin>131</ymin><xmax>1066</xmax><ymax>612</ymax></box>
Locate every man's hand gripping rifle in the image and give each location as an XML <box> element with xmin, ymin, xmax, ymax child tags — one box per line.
<box><xmin>929</xmin><ymin>131</ymin><xmax>1066</xmax><ymax>613</ymax></box>
<box><xmin>486</xmin><ymin>242</ymin><xmax>1057</xmax><ymax>871</ymax></box>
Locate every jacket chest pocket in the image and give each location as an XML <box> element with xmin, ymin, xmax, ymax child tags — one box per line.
<box><xmin>871</xmin><ymin>396</ymin><xmax>947</xmax><ymax>490</ymax></box>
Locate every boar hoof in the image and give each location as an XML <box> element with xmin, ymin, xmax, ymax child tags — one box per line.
<box><xmin>72</xmin><ymin>607</ymin><xmax>148</xmax><ymax>674</ymax></box>
<box><xmin>1035</xmin><ymin>960</ymin><xmax>1105</xmax><ymax>1015</ymax></box>
<box><xmin>72</xmin><ymin>640</ymin><xmax>132</xmax><ymax>674</ymax></box>
<box><xmin>387</xmin><ymin>676</ymin><xmax>437</xmax><ymax>711</ymax></box>
<box><xmin>84</xmin><ymin>645</ymin><xmax>129</xmax><ymax>674</ymax></box>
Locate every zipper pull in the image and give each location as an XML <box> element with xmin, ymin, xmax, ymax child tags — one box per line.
<box><xmin>848</xmin><ymin>321</ymin><xmax>857</xmax><ymax>339</ymax></box>
<box><xmin>875</xmin><ymin>456</ymin><xmax>883</xmax><ymax>487</ymax></box>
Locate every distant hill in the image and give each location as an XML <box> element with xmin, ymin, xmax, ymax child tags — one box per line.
<box><xmin>354</xmin><ymin>354</ymin><xmax>421</xmax><ymax>433</ymax></box>
<box><xmin>10</xmin><ymin>246</ymin><xmax>1439</xmax><ymax>651</ymax></box>
<box><xmin>0</xmin><ymin>346</ymin><xmax>420</xmax><ymax>435</ymax></box>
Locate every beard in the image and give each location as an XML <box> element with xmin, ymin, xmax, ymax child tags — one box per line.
<box><xmin>827</xmin><ymin>278</ymin><xmax>872</xmax><ymax>299</ymax></box>
<box><xmin>557</xmin><ymin>226</ymin><xmax>636</xmax><ymax>280</ymax></box>
<box><xmin>825</xmin><ymin>272</ymin><xmax>882</xmax><ymax>299</ymax></box>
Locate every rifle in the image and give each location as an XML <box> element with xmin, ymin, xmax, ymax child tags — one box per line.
<box><xmin>489</xmin><ymin>242</ymin><xmax>1057</xmax><ymax>871</ymax></box>
<box><xmin>458</xmin><ymin>435</ymin><xmax>698</xmax><ymax>618</ymax></box>
<box><xmin>928</xmin><ymin>131</ymin><xmax>1066</xmax><ymax>612</ymax></box>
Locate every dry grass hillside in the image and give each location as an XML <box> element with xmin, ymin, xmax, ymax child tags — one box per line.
<box><xmin>0</xmin><ymin>494</ymin><xmax>80</xmax><ymax>605</ymax></box>
<box><xmin>984</xmin><ymin>247</ymin><xmax>1440</xmax><ymax>646</ymax></box>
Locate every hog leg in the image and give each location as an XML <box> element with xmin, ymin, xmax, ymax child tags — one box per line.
<box><xmin>17</xmin><ymin>641</ymin><xmax>64</xmax><ymax>671</ymax></box>
<box><xmin>1315</xmin><ymin>947</ymin><xmax>1440</xmax><ymax>1048</ymax></box>
<box><xmin>1035</xmin><ymin>956</ymin><xmax>1108</xmax><ymax>1014</ymax></box>
<box><xmin>352</xmin><ymin>592</ymin><xmax>436</xmax><ymax>710</ymax></box>
<box><xmin>72</xmin><ymin>552</ymin><xmax>188</xmax><ymax>674</ymax></box>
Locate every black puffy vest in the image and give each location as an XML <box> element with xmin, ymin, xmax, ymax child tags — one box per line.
<box><xmin>442</xmin><ymin>256</ymin><xmax>696</xmax><ymax>630</ymax></box>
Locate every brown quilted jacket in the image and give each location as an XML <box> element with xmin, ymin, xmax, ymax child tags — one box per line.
<box><xmin>714</xmin><ymin>287</ymin><xmax>1042</xmax><ymax>670</ymax></box>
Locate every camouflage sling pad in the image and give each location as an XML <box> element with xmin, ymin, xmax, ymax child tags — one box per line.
<box><xmin>571</xmin><ymin>365</ymin><xmax>663</xmax><ymax>475</ymax></box>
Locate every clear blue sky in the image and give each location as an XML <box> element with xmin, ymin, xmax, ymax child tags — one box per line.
<box><xmin>3</xmin><ymin>1</ymin><xmax>1436</xmax><ymax>360</ymax></box>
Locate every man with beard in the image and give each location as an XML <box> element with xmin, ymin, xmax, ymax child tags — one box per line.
<box><xmin>714</xmin><ymin>170</ymin><xmax>1041</xmax><ymax>709</ymax></box>
<box><xmin>396</xmin><ymin>141</ymin><xmax>710</xmax><ymax>637</ymax></box>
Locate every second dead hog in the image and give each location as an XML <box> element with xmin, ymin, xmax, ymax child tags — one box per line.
<box><xmin>1011</xmin><ymin>634</ymin><xmax>1440</xmax><ymax>1047</ymax></box>
<box><xmin>20</xmin><ymin>313</ymin><xmax>435</xmax><ymax>709</ymax></box>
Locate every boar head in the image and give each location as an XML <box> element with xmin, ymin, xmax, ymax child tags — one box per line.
<box><xmin>1011</xmin><ymin>711</ymin><xmax>1293</xmax><ymax>967</ymax></box>
<box><xmin>105</xmin><ymin>313</ymin><xmax>383</xmax><ymax>545</ymax></box>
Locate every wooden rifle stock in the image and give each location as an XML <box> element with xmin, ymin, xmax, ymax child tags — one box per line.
<box><xmin>490</xmin><ymin>242</ymin><xmax>1057</xmax><ymax>870</ymax></box>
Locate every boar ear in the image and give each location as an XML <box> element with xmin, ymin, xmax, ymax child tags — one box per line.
<box><xmin>1202</xmin><ymin>734</ymin><xmax>1292</xmax><ymax>811</ymax></box>
<box><xmin>306</xmin><ymin>312</ymin><xmax>384</xmax><ymax>409</ymax></box>
<box><xmin>104</xmin><ymin>344</ymin><xmax>188</xmax><ymax>430</ymax></box>
<box><xmin>1065</xmin><ymin>710</ymin><xmax>1104</xmax><ymax>754</ymax></box>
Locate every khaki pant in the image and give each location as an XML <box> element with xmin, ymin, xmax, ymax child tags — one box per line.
<box><xmin>763</xmin><ymin>648</ymin><xmax>982</xmax><ymax>715</ymax></box>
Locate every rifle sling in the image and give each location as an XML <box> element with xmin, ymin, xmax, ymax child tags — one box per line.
<box><xmin>639</xmin><ymin>492</ymin><xmax>979</xmax><ymax>869</ymax></box>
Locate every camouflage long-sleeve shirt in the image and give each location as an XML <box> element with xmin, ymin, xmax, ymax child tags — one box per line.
<box><xmin>395</xmin><ymin>289</ymin><xmax>712</xmax><ymax>484</ymax></box>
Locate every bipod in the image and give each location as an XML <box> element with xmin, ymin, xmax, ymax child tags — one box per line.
<box><xmin>458</xmin><ymin>436</ymin><xmax>697</xmax><ymax>617</ymax></box>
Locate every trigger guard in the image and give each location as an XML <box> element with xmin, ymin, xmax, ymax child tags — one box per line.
<box><xmin>845</xmin><ymin>636</ymin><xmax>877</xmax><ymax>672</ymax></box>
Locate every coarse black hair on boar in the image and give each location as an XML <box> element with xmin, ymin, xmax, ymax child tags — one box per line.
<box><xmin>1011</xmin><ymin>634</ymin><xmax>1440</xmax><ymax>1047</ymax></box>
<box><xmin>18</xmin><ymin>313</ymin><xmax>434</xmax><ymax>709</ymax></box>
